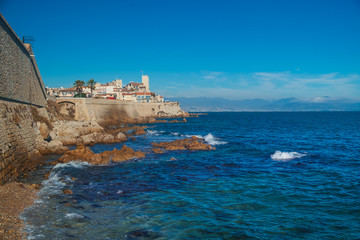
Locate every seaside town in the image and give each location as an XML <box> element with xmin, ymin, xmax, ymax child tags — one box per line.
<box><xmin>46</xmin><ymin>75</ymin><xmax>165</xmax><ymax>103</ymax></box>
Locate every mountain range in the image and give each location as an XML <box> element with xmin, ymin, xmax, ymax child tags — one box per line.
<box><xmin>169</xmin><ymin>97</ymin><xmax>360</xmax><ymax>112</ymax></box>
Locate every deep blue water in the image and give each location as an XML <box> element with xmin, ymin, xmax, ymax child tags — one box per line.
<box><xmin>22</xmin><ymin>112</ymin><xmax>360</xmax><ymax>239</ymax></box>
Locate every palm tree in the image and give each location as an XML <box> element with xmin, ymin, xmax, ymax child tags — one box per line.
<box><xmin>87</xmin><ymin>79</ymin><xmax>96</xmax><ymax>96</ymax></box>
<box><xmin>73</xmin><ymin>80</ymin><xmax>85</xmax><ymax>93</ymax></box>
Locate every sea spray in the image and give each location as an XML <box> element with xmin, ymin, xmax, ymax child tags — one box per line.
<box><xmin>270</xmin><ymin>150</ymin><xmax>306</xmax><ymax>161</ymax></box>
<box><xmin>204</xmin><ymin>133</ymin><xmax>227</xmax><ymax>145</ymax></box>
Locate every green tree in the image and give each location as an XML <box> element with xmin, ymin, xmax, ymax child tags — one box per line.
<box><xmin>87</xmin><ymin>79</ymin><xmax>96</xmax><ymax>96</ymax></box>
<box><xmin>73</xmin><ymin>80</ymin><xmax>85</xmax><ymax>94</ymax></box>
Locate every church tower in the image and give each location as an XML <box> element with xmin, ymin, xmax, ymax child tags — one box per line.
<box><xmin>142</xmin><ymin>75</ymin><xmax>150</xmax><ymax>92</ymax></box>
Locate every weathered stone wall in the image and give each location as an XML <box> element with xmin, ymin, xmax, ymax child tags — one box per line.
<box><xmin>0</xmin><ymin>100</ymin><xmax>39</xmax><ymax>184</ymax></box>
<box><xmin>0</xmin><ymin>13</ymin><xmax>47</xmax><ymax>107</ymax></box>
<box><xmin>0</xmin><ymin>14</ymin><xmax>47</xmax><ymax>184</ymax></box>
<box><xmin>85</xmin><ymin>100</ymin><xmax>186</xmax><ymax>121</ymax></box>
<box><xmin>56</xmin><ymin>99</ymin><xmax>187</xmax><ymax>122</ymax></box>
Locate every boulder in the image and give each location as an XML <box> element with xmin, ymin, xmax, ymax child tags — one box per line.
<box><xmin>102</xmin><ymin>134</ymin><xmax>115</xmax><ymax>143</ymax></box>
<box><xmin>116</xmin><ymin>132</ymin><xmax>127</xmax><ymax>142</ymax></box>
<box><xmin>81</xmin><ymin>132</ymin><xmax>99</xmax><ymax>145</ymax></box>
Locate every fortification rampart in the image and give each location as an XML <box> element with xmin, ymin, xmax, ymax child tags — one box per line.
<box><xmin>0</xmin><ymin>13</ymin><xmax>47</xmax><ymax>107</ymax></box>
<box><xmin>56</xmin><ymin>98</ymin><xmax>186</xmax><ymax>122</ymax></box>
<box><xmin>0</xmin><ymin>13</ymin><xmax>47</xmax><ymax>184</ymax></box>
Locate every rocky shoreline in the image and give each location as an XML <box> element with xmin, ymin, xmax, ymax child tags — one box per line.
<box><xmin>0</xmin><ymin>183</ymin><xmax>38</xmax><ymax>239</ymax></box>
<box><xmin>0</xmin><ymin>100</ymin><xmax>210</xmax><ymax>238</ymax></box>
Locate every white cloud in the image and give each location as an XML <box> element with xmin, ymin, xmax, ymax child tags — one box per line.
<box><xmin>160</xmin><ymin>71</ymin><xmax>360</xmax><ymax>100</ymax></box>
<box><xmin>201</xmin><ymin>71</ymin><xmax>227</xmax><ymax>81</ymax></box>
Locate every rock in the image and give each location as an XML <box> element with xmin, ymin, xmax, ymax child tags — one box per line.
<box><xmin>58</xmin><ymin>145</ymin><xmax>105</xmax><ymax>165</ymax></box>
<box><xmin>29</xmin><ymin>184</ymin><xmax>41</xmax><ymax>190</ymax></box>
<box><xmin>44</xmin><ymin>172</ymin><xmax>50</xmax><ymax>180</ymax></box>
<box><xmin>152</xmin><ymin>136</ymin><xmax>214</xmax><ymax>151</ymax></box>
<box><xmin>36</xmin><ymin>138</ymin><xmax>69</xmax><ymax>154</ymax></box>
<box><xmin>102</xmin><ymin>134</ymin><xmax>115</xmax><ymax>143</ymax></box>
<box><xmin>58</xmin><ymin>145</ymin><xmax>145</xmax><ymax>165</ymax></box>
<box><xmin>101</xmin><ymin>145</ymin><xmax>145</xmax><ymax>162</ymax></box>
<box><xmin>63</xmin><ymin>189</ymin><xmax>73</xmax><ymax>195</ymax></box>
<box><xmin>116</xmin><ymin>132</ymin><xmax>127</xmax><ymax>141</ymax></box>
<box><xmin>61</xmin><ymin>137</ymin><xmax>78</xmax><ymax>145</ymax></box>
<box><xmin>133</xmin><ymin>128</ymin><xmax>146</xmax><ymax>135</ymax></box>
<box><xmin>38</xmin><ymin>122</ymin><xmax>50</xmax><ymax>139</ymax></box>
<box><xmin>152</xmin><ymin>148</ymin><xmax>164</xmax><ymax>154</ymax></box>
<box><xmin>155</xmin><ymin>119</ymin><xmax>167</xmax><ymax>123</ymax></box>
<box><xmin>182</xmin><ymin>118</ymin><xmax>187</xmax><ymax>122</ymax></box>
<box><xmin>168</xmin><ymin>119</ymin><xmax>180</xmax><ymax>123</ymax></box>
<box><xmin>47</xmin><ymin>140</ymin><xmax>63</xmax><ymax>149</ymax></box>
<box><xmin>147</xmin><ymin>117</ymin><xmax>156</xmax><ymax>123</ymax></box>
<box><xmin>81</xmin><ymin>132</ymin><xmax>99</xmax><ymax>145</ymax></box>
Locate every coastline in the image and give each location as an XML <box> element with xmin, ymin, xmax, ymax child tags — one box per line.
<box><xmin>0</xmin><ymin>100</ymin><xmax>199</xmax><ymax>238</ymax></box>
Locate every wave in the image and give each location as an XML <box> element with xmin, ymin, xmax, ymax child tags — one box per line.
<box><xmin>65</xmin><ymin>213</ymin><xmax>86</xmax><ymax>219</ymax></box>
<box><xmin>271</xmin><ymin>151</ymin><xmax>307</xmax><ymax>161</ymax></box>
<box><xmin>53</xmin><ymin>161</ymin><xmax>92</xmax><ymax>169</ymax></box>
<box><xmin>38</xmin><ymin>172</ymin><xmax>68</xmax><ymax>196</ymax></box>
<box><xmin>183</xmin><ymin>134</ymin><xmax>203</xmax><ymax>138</ymax></box>
<box><xmin>147</xmin><ymin>130</ymin><xmax>165</xmax><ymax>135</ymax></box>
<box><xmin>204</xmin><ymin>133</ymin><xmax>227</xmax><ymax>145</ymax></box>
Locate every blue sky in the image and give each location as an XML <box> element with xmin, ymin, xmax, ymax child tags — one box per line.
<box><xmin>1</xmin><ymin>0</ymin><xmax>360</xmax><ymax>100</ymax></box>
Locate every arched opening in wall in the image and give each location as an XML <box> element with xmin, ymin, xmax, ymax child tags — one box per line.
<box><xmin>57</xmin><ymin>101</ymin><xmax>75</xmax><ymax>119</ymax></box>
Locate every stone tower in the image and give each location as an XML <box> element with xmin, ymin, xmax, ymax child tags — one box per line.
<box><xmin>142</xmin><ymin>75</ymin><xmax>150</xmax><ymax>92</ymax></box>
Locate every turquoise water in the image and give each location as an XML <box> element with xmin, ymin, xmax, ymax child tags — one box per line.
<box><xmin>22</xmin><ymin>112</ymin><xmax>360</xmax><ymax>239</ymax></box>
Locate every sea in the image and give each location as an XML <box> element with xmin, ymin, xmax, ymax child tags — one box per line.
<box><xmin>21</xmin><ymin>112</ymin><xmax>360</xmax><ymax>239</ymax></box>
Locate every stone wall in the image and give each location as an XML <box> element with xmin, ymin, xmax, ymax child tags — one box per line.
<box><xmin>0</xmin><ymin>13</ymin><xmax>47</xmax><ymax>107</ymax></box>
<box><xmin>0</xmin><ymin>100</ymin><xmax>39</xmax><ymax>184</ymax></box>
<box><xmin>57</xmin><ymin>99</ymin><xmax>187</xmax><ymax>122</ymax></box>
<box><xmin>0</xmin><ymin>14</ymin><xmax>47</xmax><ymax>184</ymax></box>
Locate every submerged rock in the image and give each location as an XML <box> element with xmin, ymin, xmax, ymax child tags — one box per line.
<box><xmin>152</xmin><ymin>136</ymin><xmax>214</xmax><ymax>151</ymax></box>
<box><xmin>63</xmin><ymin>189</ymin><xmax>73</xmax><ymax>195</ymax></box>
<box><xmin>152</xmin><ymin>148</ymin><xmax>164</xmax><ymax>154</ymax></box>
<box><xmin>133</xmin><ymin>128</ymin><xmax>147</xmax><ymax>135</ymax></box>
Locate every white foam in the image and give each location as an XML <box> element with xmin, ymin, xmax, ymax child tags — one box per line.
<box><xmin>147</xmin><ymin>130</ymin><xmax>159</xmax><ymax>135</ymax></box>
<box><xmin>171</xmin><ymin>132</ymin><xmax>180</xmax><ymax>136</ymax></box>
<box><xmin>53</xmin><ymin>161</ymin><xmax>92</xmax><ymax>169</ymax></box>
<box><xmin>147</xmin><ymin>130</ymin><xmax>165</xmax><ymax>135</ymax></box>
<box><xmin>65</xmin><ymin>213</ymin><xmax>85</xmax><ymax>219</ymax></box>
<box><xmin>204</xmin><ymin>133</ymin><xmax>227</xmax><ymax>145</ymax></box>
<box><xmin>39</xmin><ymin>172</ymin><xmax>67</xmax><ymax>196</ymax></box>
<box><xmin>184</xmin><ymin>134</ymin><xmax>203</xmax><ymax>138</ymax></box>
<box><xmin>271</xmin><ymin>151</ymin><xmax>306</xmax><ymax>161</ymax></box>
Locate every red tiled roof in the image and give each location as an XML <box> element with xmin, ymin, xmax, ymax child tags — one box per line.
<box><xmin>59</xmin><ymin>87</ymin><xmax>77</xmax><ymax>92</ymax></box>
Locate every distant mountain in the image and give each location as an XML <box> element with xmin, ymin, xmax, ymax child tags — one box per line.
<box><xmin>169</xmin><ymin>97</ymin><xmax>360</xmax><ymax>112</ymax></box>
